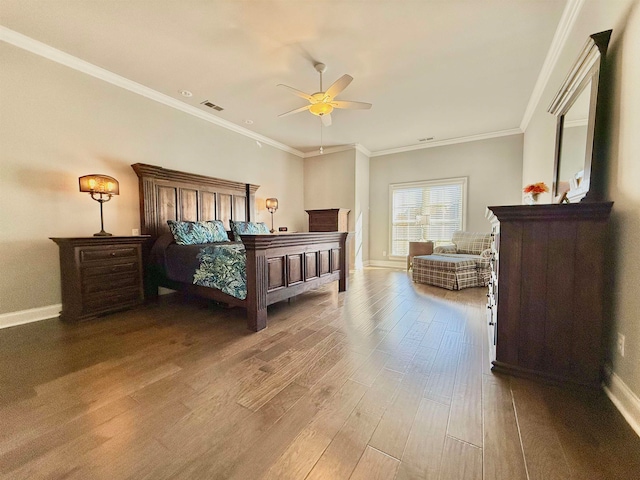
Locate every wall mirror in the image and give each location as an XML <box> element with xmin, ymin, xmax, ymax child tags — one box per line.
<box><xmin>548</xmin><ymin>30</ymin><xmax>611</xmax><ymax>203</ymax></box>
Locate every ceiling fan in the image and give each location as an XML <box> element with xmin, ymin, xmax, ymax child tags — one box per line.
<box><xmin>277</xmin><ymin>63</ymin><xmax>372</xmax><ymax>127</ymax></box>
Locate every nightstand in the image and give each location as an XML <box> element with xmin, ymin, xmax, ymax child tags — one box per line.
<box><xmin>50</xmin><ymin>236</ymin><xmax>150</xmax><ymax>322</ymax></box>
<box><xmin>407</xmin><ymin>241</ymin><xmax>434</xmax><ymax>270</ymax></box>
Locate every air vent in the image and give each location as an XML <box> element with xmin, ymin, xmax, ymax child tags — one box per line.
<box><xmin>201</xmin><ymin>101</ymin><xmax>224</xmax><ymax>111</ymax></box>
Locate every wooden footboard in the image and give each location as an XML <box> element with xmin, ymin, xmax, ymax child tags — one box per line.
<box><xmin>146</xmin><ymin>232</ymin><xmax>349</xmax><ymax>331</ymax></box>
<box><xmin>243</xmin><ymin>232</ymin><xmax>349</xmax><ymax>331</ymax></box>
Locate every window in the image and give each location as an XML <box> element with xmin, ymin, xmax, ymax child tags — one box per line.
<box><xmin>389</xmin><ymin>177</ymin><xmax>467</xmax><ymax>257</ymax></box>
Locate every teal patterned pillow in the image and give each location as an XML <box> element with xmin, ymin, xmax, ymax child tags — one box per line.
<box><xmin>255</xmin><ymin>222</ymin><xmax>270</xmax><ymax>234</ymax></box>
<box><xmin>230</xmin><ymin>221</ymin><xmax>270</xmax><ymax>241</ymax></box>
<box><xmin>167</xmin><ymin>220</ymin><xmax>229</xmax><ymax>245</ymax></box>
<box><xmin>208</xmin><ymin>220</ymin><xmax>230</xmax><ymax>242</ymax></box>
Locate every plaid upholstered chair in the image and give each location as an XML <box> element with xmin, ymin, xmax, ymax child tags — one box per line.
<box><xmin>412</xmin><ymin>231</ymin><xmax>492</xmax><ymax>290</ymax></box>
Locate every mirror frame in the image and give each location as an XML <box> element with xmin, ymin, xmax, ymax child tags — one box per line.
<box><xmin>548</xmin><ymin>30</ymin><xmax>611</xmax><ymax>203</ymax></box>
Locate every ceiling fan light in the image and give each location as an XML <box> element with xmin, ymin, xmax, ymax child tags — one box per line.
<box><xmin>309</xmin><ymin>102</ymin><xmax>334</xmax><ymax>116</ymax></box>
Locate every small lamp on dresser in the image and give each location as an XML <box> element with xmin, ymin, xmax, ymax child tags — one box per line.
<box><xmin>79</xmin><ymin>174</ymin><xmax>119</xmax><ymax>236</ymax></box>
<box><xmin>265</xmin><ymin>198</ymin><xmax>278</xmax><ymax>233</ymax></box>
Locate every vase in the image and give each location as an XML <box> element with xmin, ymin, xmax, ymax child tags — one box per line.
<box><xmin>524</xmin><ymin>193</ymin><xmax>539</xmax><ymax>205</ymax></box>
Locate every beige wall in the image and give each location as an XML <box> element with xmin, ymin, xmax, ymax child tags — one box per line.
<box><xmin>303</xmin><ymin>149</ymin><xmax>356</xmax><ymax>231</ymax></box>
<box><xmin>369</xmin><ymin>135</ymin><xmax>523</xmax><ymax>264</ymax></box>
<box><xmin>522</xmin><ymin>0</ymin><xmax>640</xmax><ymax>398</ymax></box>
<box><xmin>0</xmin><ymin>42</ymin><xmax>304</xmax><ymax>314</ymax></box>
<box><xmin>303</xmin><ymin>148</ymin><xmax>368</xmax><ymax>269</ymax></box>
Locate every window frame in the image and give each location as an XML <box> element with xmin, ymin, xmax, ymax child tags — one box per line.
<box><xmin>388</xmin><ymin>177</ymin><xmax>468</xmax><ymax>260</ymax></box>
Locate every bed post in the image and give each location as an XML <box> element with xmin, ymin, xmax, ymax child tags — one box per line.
<box><xmin>339</xmin><ymin>232</ymin><xmax>350</xmax><ymax>292</ymax></box>
<box><xmin>244</xmin><ymin>237</ymin><xmax>269</xmax><ymax>331</ymax></box>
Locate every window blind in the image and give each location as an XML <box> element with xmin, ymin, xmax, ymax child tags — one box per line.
<box><xmin>390</xmin><ymin>178</ymin><xmax>466</xmax><ymax>257</ymax></box>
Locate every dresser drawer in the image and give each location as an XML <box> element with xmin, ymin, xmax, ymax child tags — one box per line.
<box><xmin>79</xmin><ymin>246</ymin><xmax>138</xmax><ymax>263</ymax></box>
<box><xmin>82</xmin><ymin>272</ymin><xmax>139</xmax><ymax>294</ymax></box>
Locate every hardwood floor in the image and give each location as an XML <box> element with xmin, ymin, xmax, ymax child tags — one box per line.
<box><xmin>1</xmin><ymin>268</ymin><xmax>639</xmax><ymax>479</ymax></box>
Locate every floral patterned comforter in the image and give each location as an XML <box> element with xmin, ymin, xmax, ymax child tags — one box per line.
<box><xmin>192</xmin><ymin>244</ymin><xmax>247</xmax><ymax>300</ymax></box>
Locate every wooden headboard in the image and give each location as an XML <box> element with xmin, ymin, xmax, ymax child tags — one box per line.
<box><xmin>131</xmin><ymin>163</ymin><xmax>260</xmax><ymax>240</ymax></box>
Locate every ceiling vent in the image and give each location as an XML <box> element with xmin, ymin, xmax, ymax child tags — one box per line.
<box><xmin>201</xmin><ymin>100</ymin><xmax>224</xmax><ymax>111</ymax></box>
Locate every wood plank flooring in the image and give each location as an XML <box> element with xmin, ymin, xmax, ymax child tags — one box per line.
<box><xmin>1</xmin><ymin>268</ymin><xmax>639</xmax><ymax>479</ymax></box>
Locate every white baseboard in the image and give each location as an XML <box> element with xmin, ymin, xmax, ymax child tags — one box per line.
<box><xmin>0</xmin><ymin>304</ymin><xmax>61</xmax><ymax>329</ymax></box>
<box><xmin>603</xmin><ymin>365</ymin><xmax>640</xmax><ymax>438</ymax></box>
<box><xmin>368</xmin><ymin>260</ymin><xmax>407</xmax><ymax>270</ymax></box>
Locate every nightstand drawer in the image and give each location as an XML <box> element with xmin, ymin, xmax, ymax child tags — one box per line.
<box><xmin>82</xmin><ymin>273</ymin><xmax>139</xmax><ymax>294</ymax></box>
<box><xmin>79</xmin><ymin>246</ymin><xmax>138</xmax><ymax>263</ymax></box>
<box><xmin>82</xmin><ymin>261</ymin><xmax>139</xmax><ymax>278</ymax></box>
<box><xmin>84</xmin><ymin>288</ymin><xmax>141</xmax><ymax>313</ymax></box>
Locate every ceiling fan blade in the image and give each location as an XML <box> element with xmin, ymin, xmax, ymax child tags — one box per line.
<box><xmin>321</xmin><ymin>113</ymin><xmax>332</xmax><ymax>127</ymax></box>
<box><xmin>278</xmin><ymin>104</ymin><xmax>312</xmax><ymax>118</ymax></box>
<box><xmin>324</xmin><ymin>74</ymin><xmax>353</xmax><ymax>101</ymax></box>
<box><xmin>331</xmin><ymin>100</ymin><xmax>372</xmax><ymax>110</ymax></box>
<box><xmin>277</xmin><ymin>84</ymin><xmax>315</xmax><ymax>102</ymax></box>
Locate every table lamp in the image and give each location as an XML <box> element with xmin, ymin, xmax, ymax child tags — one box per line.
<box><xmin>265</xmin><ymin>198</ymin><xmax>278</xmax><ymax>233</ymax></box>
<box><xmin>79</xmin><ymin>174</ymin><xmax>119</xmax><ymax>236</ymax></box>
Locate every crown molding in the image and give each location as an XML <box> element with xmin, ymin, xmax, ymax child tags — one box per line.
<box><xmin>303</xmin><ymin>144</ymin><xmax>354</xmax><ymax>158</ymax></box>
<box><xmin>354</xmin><ymin>143</ymin><xmax>372</xmax><ymax>157</ymax></box>
<box><xmin>302</xmin><ymin>143</ymin><xmax>372</xmax><ymax>159</ymax></box>
<box><xmin>0</xmin><ymin>26</ymin><xmax>305</xmax><ymax>158</ymax></box>
<box><xmin>2</xmin><ymin>25</ymin><xmax>549</xmax><ymax>160</ymax></box>
<box><xmin>370</xmin><ymin>128</ymin><xmax>522</xmax><ymax>157</ymax></box>
<box><xmin>519</xmin><ymin>0</ymin><xmax>586</xmax><ymax>132</ymax></box>
<box><xmin>564</xmin><ymin>117</ymin><xmax>588</xmax><ymax>128</ymax></box>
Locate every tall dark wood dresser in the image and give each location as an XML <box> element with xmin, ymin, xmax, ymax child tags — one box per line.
<box><xmin>306</xmin><ymin>209</ymin><xmax>350</xmax><ymax>232</ymax></box>
<box><xmin>486</xmin><ymin>202</ymin><xmax>612</xmax><ymax>388</ymax></box>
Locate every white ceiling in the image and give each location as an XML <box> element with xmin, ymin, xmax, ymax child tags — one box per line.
<box><xmin>0</xmin><ymin>0</ymin><xmax>568</xmax><ymax>155</ymax></box>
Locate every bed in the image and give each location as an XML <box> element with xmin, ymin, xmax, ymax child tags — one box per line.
<box><xmin>132</xmin><ymin>163</ymin><xmax>349</xmax><ymax>331</ymax></box>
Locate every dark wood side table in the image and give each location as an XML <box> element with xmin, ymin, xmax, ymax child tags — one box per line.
<box><xmin>50</xmin><ymin>236</ymin><xmax>150</xmax><ymax>322</ymax></box>
<box><xmin>407</xmin><ymin>241</ymin><xmax>434</xmax><ymax>270</ymax></box>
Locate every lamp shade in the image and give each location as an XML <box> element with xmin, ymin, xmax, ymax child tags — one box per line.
<box><xmin>265</xmin><ymin>198</ymin><xmax>279</xmax><ymax>212</ymax></box>
<box><xmin>79</xmin><ymin>175</ymin><xmax>119</xmax><ymax>195</ymax></box>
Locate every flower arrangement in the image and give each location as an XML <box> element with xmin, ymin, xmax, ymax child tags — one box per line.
<box><xmin>523</xmin><ymin>182</ymin><xmax>549</xmax><ymax>194</ymax></box>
